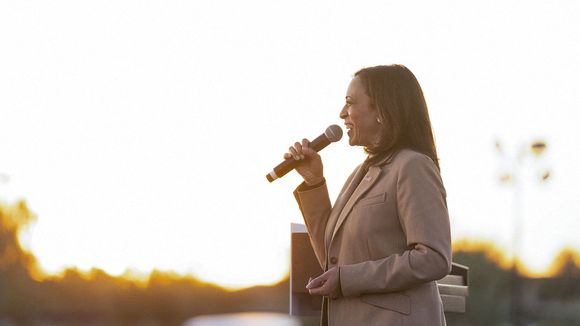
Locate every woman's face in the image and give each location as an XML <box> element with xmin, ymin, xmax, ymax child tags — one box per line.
<box><xmin>340</xmin><ymin>76</ymin><xmax>382</xmax><ymax>148</ymax></box>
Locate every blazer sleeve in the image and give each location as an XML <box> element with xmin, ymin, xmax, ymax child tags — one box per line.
<box><xmin>340</xmin><ymin>154</ymin><xmax>452</xmax><ymax>296</ymax></box>
<box><xmin>294</xmin><ymin>182</ymin><xmax>332</xmax><ymax>269</ymax></box>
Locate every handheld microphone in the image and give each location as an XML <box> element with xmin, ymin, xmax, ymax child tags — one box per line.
<box><xmin>266</xmin><ymin>125</ymin><xmax>343</xmax><ymax>182</ymax></box>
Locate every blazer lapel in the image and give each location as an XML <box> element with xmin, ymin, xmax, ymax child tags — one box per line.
<box><xmin>330</xmin><ymin>165</ymin><xmax>383</xmax><ymax>244</ymax></box>
<box><xmin>324</xmin><ymin>165</ymin><xmax>367</xmax><ymax>249</ymax></box>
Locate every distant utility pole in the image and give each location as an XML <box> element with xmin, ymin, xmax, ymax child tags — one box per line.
<box><xmin>496</xmin><ymin>139</ymin><xmax>550</xmax><ymax>326</ymax></box>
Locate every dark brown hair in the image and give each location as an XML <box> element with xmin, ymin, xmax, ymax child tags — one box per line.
<box><xmin>355</xmin><ymin>64</ymin><xmax>440</xmax><ymax>169</ymax></box>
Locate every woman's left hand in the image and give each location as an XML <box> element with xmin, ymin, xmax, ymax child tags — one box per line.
<box><xmin>306</xmin><ymin>267</ymin><xmax>341</xmax><ymax>299</ymax></box>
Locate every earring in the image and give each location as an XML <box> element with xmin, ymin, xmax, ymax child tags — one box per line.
<box><xmin>377</xmin><ymin>117</ymin><xmax>382</xmax><ymax>124</ymax></box>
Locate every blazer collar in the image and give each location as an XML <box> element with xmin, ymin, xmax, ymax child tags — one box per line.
<box><xmin>368</xmin><ymin>150</ymin><xmax>398</xmax><ymax>167</ymax></box>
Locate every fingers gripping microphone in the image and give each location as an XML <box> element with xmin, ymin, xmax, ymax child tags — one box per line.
<box><xmin>266</xmin><ymin>125</ymin><xmax>343</xmax><ymax>183</ymax></box>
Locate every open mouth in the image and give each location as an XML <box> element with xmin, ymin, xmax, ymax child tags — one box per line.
<box><xmin>345</xmin><ymin>124</ymin><xmax>353</xmax><ymax>136</ymax></box>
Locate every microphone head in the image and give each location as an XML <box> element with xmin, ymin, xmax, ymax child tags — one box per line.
<box><xmin>324</xmin><ymin>125</ymin><xmax>343</xmax><ymax>143</ymax></box>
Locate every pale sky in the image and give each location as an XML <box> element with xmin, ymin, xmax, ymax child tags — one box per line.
<box><xmin>1</xmin><ymin>0</ymin><xmax>579</xmax><ymax>288</ymax></box>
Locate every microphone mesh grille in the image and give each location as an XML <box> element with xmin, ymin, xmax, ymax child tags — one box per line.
<box><xmin>325</xmin><ymin>125</ymin><xmax>343</xmax><ymax>142</ymax></box>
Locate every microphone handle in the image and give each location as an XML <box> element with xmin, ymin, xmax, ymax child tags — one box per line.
<box><xmin>266</xmin><ymin>133</ymin><xmax>331</xmax><ymax>182</ymax></box>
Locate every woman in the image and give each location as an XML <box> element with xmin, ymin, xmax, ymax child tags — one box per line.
<box><xmin>286</xmin><ymin>65</ymin><xmax>451</xmax><ymax>325</ymax></box>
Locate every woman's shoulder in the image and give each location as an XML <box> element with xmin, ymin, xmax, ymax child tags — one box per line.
<box><xmin>392</xmin><ymin>149</ymin><xmax>434</xmax><ymax>166</ymax></box>
<box><xmin>387</xmin><ymin>149</ymin><xmax>440</xmax><ymax>178</ymax></box>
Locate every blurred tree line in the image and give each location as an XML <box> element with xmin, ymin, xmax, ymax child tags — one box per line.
<box><xmin>447</xmin><ymin>243</ymin><xmax>580</xmax><ymax>325</ymax></box>
<box><xmin>1</xmin><ymin>200</ymin><xmax>579</xmax><ymax>325</ymax></box>
<box><xmin>0</xmin><ymin>201</ymin><xmax>288</xmax><ymax>325</ymax></box>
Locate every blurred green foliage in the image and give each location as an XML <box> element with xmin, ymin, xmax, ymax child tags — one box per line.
<box><xmin>448</xmin><ymin>247</ymin><xmax>580</xmax><ymax>325</ymax></box>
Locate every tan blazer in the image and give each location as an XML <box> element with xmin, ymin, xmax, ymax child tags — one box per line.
<box><xmin>294</xmin><ymin>149</ymin><xmax>452</xmax><ymax>326</ymax></box>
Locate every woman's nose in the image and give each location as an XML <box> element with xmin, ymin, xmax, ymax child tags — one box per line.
<box><xmin>339</xmin><ymin>106</ymin><xmax>348</xmax><ymax>119</ymax></box>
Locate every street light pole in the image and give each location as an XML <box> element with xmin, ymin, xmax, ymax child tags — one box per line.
<box><xmin>511</xmin><ymin>145</ymin><xmax>525</xmax><ymax>326</ymax></box>
<box><xmin>496</xmin><ymin>139</ymin><xmax>550</xmax><ymax>326</ymax></box>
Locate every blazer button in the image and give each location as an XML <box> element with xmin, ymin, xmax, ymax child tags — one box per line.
<box><xmin>330</xmin><ymin>257</ymin><xmax>338</xmax><ymax>264</ymax></box>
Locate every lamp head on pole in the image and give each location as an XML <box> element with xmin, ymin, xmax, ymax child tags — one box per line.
<box><xmin>530</xmin><ymin>140</ymin><xmax>547</xmax><ymax>157</ymax></box>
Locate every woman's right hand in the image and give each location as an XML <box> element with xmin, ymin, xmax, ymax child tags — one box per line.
<box><xmin>284</xmin><ymin>138</ymin><xmax>324</xmax><ymax>186</ymax></box>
